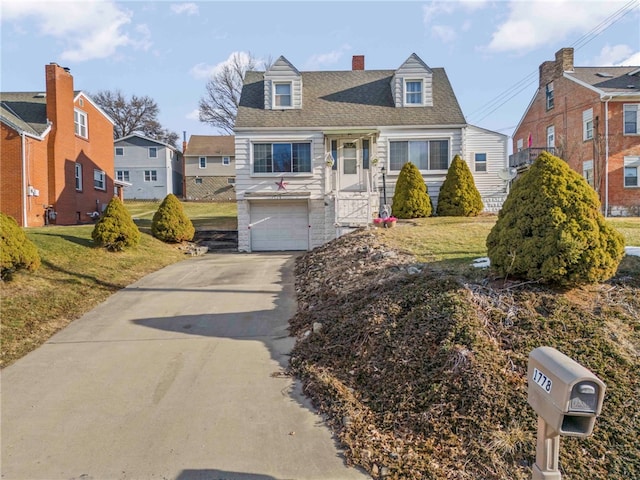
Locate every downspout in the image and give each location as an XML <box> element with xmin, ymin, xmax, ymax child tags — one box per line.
<box><xmin>21</xmin><ymin>131</ymin><xmax>28</xmax><ymax>227</ymax></box>
<box><xmin>603</xmin><ymin>96</ymin><xmax>610</xmax><ymax>217</ymax></box>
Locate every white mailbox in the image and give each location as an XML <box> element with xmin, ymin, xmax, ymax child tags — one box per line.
<box><xmin>528</xmin><ymin>346</ymin><xmax>606</xmax><ymax>438</ymax></box>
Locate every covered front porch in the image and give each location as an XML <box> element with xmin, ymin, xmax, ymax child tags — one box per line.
<box><xmin>323</xmin><ymin>130</ymin><xmax>381</xmax><ymax>228</ymax></box>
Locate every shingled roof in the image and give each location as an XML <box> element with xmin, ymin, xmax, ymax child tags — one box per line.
<box><xmin>0</xmin><ymin>92</ymin><xmax>50</xmax><ymax>136</ymax></box>
<box><xmin>235</xmin><ymin>68</ymin><xmax>466</xmax><ymax>130</ymax></box>
<box><xmin>565</xmin><ymin>66</ymin><xmax>640</xmax><ymax>94</ymax></box>
<box><xmin>184</xmin><ymin>135</ymin><xmax>235</xmax><ymax>156</ymax></box>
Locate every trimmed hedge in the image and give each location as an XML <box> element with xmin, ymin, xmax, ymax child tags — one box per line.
<box><xmin>486</xmin><ymin>152</ymin><xmax>625</xmax><ymax>285</ymax></box>
<box><xmin>391</xmin><ymin>162</ymin><xmax>432</xmax><ymax>219</ymax></box>
<box><xmin>151</xmin><ymin>194</ymin><xmax>195</xmax><ymax>243</ymax></box>
<box><xmin>92</xmin><ymin>197</ymin><xmax>141</xmax><ymax>251</ymax></box>
<box><xmin>436</xmin><ymin>154</ymin><xmax>484</xmax><ymax>217</ymax></box>
<box><xmin>0</xmin><ymin>213</ymin><xmax>41</xmax><ymax>280</ymax></box>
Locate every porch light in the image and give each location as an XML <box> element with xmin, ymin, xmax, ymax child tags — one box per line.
<box><xmin>324</xmin><ymin>152</ymin><xmax>335</xmax><ymax>167</ymax></box>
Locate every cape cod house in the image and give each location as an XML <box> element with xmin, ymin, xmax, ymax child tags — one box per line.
<box><xmin>1</xmin><ymin>63</ymin><xmax>116</xmax><ymax>226</ymax></box>
<box><xmin>234</xmin><ymin>53</ymin><xmax>508</xmax><ymax>252</ymax></box>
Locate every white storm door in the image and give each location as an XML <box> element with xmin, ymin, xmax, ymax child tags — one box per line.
<box><xmin>339</xmin><ymin>141</ymin><xmax>360</xmax><ymax>190</ymax></box>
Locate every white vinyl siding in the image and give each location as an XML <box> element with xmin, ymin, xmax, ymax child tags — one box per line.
<box><xmin>264</xmin><ymin>57</ymin><xmax>303</xmax><ymax>110</ymax></box>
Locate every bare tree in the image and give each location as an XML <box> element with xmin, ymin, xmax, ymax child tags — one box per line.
<box><xmin>93</xmin><ymin>90</ymin><xmax>178</xmax><ymax>147</ymax></box>
<box><xmin>198</xmin><ymin>52</ymin><xmax>267</xmax><ymax>134</ymax></box>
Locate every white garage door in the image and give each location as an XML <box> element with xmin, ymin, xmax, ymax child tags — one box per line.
<box><xmin>250</xmin><ymin>201</ymin><xmax>309</xmax><ymax>251</ymax></box>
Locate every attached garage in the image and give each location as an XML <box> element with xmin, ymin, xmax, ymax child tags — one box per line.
<box><xmin>249</xmin><ymin>201</ymin><xmax>309</xmax><ymax>251</ymax></box>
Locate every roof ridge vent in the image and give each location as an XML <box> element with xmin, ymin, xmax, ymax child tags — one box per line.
<box><xmin>595</xmin><ymin>72</ymin><xmax>614</xmax><ymax>78</ymax></box>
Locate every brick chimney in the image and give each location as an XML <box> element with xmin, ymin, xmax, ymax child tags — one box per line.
<box><xmin>539</xmin><ymin>48</ymin><xmax>574</xmax><ymax>88</ymax></box>
<box><xmin>352</xmin><ymin>55</ymin><xmax>365</xmax><ymax>71</ymax></box>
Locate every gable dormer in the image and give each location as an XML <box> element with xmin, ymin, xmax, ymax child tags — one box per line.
<box><xmin>391</xmin><ymin>53</ymin><xmax>433</xmax><ymax>108</ymax></box>
<box><xmin>264</xmin><ymin>56</ymin><xmax>302</xmax><ymax>110</ymax></box>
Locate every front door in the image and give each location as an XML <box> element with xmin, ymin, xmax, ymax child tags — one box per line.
<box><xmin>339</xmin><ymin>140</ymin><xmax>360</xmax><ymax>190</ymax></box>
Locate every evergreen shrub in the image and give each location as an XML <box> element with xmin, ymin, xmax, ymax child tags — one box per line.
<box><xmin>151</xmin><ymin>194</ymin><xmax>195</xmax><ymax>243</ymax></box>
<box><xmin>436</xmin><ymin>154</ymin><xmax>484</xmax><ymax>216</ymax></box>
<box><xmin>0</xmin><ymin>213</ymin><xmax>41</xmax><ymax>280</ymax></box>
<box><xmin>391</xmin><ymin>162</ymin><xmax>432</xmax><ymax>219</ymax></box>
<box><xmin>486</xmin><ymin>152</ymin><xmax>625</xmax><ymax>285</ymax></box>
<box><xmin>91</xmin><ymin>197</ymin><xmax>141</xmax><ymax>251</ymax></box>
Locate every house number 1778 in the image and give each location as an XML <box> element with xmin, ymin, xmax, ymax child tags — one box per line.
<box><xmin>533</xmin><ymin>368</ymin><xmax>553</xmax><ymax>393</ymax></box>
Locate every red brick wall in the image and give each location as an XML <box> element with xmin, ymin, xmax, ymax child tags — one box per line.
<box><xmin>514</xmin><ymin>75</ymin><xmax>640</xmax><ymax>215</ymax></box>
<box><xmin>44</xmin><ymin>63</ymin><xmax>114</xmax><ymax>225</ymax></box>
<box><xmin>0</xmin><ymin>125</ymin><xmax>50</xmax><ymax>226</ymax></box>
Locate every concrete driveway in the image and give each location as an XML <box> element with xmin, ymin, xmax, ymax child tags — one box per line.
<box><xmin>1</xmin><ymin>253</ymin><xmax>369</xmax><ymax>480</ymax></box>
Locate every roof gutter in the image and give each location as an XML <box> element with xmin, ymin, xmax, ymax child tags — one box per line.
<box><xmin>602</xmin><ymin>95</ymin><xmax>611</xmax><ymax>217</ymax></box>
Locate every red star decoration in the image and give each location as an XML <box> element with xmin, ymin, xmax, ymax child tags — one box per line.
<box><xmin>276</xmin><ymin>177</ymin><xmax>288</xmax><ymax>190</ymax></box>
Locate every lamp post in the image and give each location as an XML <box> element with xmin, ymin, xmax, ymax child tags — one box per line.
<box><xmin>381</xmin><ymin>165</ymin><xmax>387</xmax><ymax>205</ymax></box>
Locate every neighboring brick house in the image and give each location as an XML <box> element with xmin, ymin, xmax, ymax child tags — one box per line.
<box><xmin>114</xmin><ymin>134</ymin><xmax>183</xmax><ymax>200</ymax></box>
<box><xmin>183</xmin><ymin>135</ymin><xmax>235</xmax><ymax>201</ymax></box>
<box><xmin>1</xmin><ymin>63</ymin><xmax>115</xmax><ymax>226</ymax></box>
<box><xmin>234</xmin><ymin>53</ymin><xmax>508</xmax><ymax>252</ymax></box>
<box><xmin>511</xmin><ymin>48</ymin><xmax>640</xmax><ymax>216</ymax></box>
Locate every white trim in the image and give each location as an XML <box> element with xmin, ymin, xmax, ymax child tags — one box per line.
<box><xmin>74</xmin><ymin>91</ymin><xmax>115</xmax><ymax>125</ymax></box>
<box><xmin>403</xmin><ymin>78</ymin><xmax>424</xmax><ymax>106</ymax></box>
<box><xmin>74</xmin><ymin>108</ymin><xmax>88</xmax><ymax>138</ymax></box>
<box><xmin>273</xmin><ymin>81</ymin><xmax>293</xmax><ymax>109</ymax></box>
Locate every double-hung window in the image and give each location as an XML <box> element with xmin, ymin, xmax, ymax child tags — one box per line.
<box><xmin>583</xmin><ymin>108</ymin><xmax>594</xmax><ymax>141</ymax></box>
<box><xmin>74</xmin><ymin>109</ymin><xmax>88</xmax><ymax>138</ymax></box>
<box><xmin>148</xmin><ymin>147</ymin><xmax>158</xmax><ymax>158</ymax></box>
<box><xmin>545</xmin><ymin>82</ymin><xmax>554</xmax><ymax>110</ymax></box>
<box><xmin>583</xmin><ymin>160</ymin><xmax>594</xmax><ymax>188</ymax></box>
<box><xmin>624</xmin><ymin>156</ymin><xmax>640</xmax><ymax>187</ymax></box>
<box><xmin>274</xmin><ymin>83</ymin><xmax>292</xmax><ymax>108</ymax></box>
<box><xmin>253</xmin><ymin>142</ymin><xmax>311</xmax><ymax>173</ymax></box>
<box><xmin>389</xmin><ymin>140</ymin><xmax>449</xmax><ymax>172</ymax></box>
<box><xmin>475</xmin><ymin>153</ymin><xmax>487</xmax><ymax>172</ymax></box>
<box><xmin>94</xmin><ymin>169</ymin><xmax>105</xmax><ymax>190</ymax></box>
<box><xmin>116</xmin><ymin>170</ymin><xmax>130</xmax><ymax>182</ymax></box>
<box><xmin>199</xmin><ymin>157</ymin><xmax>207</xmax><ymax>168</ymax></box>
<box><xmin>624</xmin><ymin>104</ymin><xmax>639</xmax><ymax>135</ymax></box>
<box><xmin>75</xmin><ymin>163</ymin><xmax>82</xmax><ymax>191</ymax></box>
<box><xmin>222</xmin><ymin>156</ymin><xmax>230</xmax><ymax>166</ymax></box>
<box><xmin>405</xmin><ymin>80</ymin><xmax>423</xmax><ymax>105</ymax></box>
<box><xmin>547</xmin><ymin>125</ymin><xmax>555</xmax><ymax>148</ymax></box>
<box><xmin>144</xmin><ymin>170</ymin><xmax>157</xmax><ymax>182</ymax></box>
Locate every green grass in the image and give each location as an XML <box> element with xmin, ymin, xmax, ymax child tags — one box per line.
<box><xmin>125</xmin><ymin>200</ymin><xmax>237</xmax><ymax>231</ymax></box>
<box><xmin>1</xmin><ymin>226</ymin><xmax>185</xmax><ymax>367</ymax></box>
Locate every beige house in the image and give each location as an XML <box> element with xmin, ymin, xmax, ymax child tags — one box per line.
<box><xmin>183</xmin><ymin>135</ymin><xmax>235</xmax><ymax>201</ymax></box>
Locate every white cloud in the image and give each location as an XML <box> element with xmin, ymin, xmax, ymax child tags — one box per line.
<box><xmin>186</xmin><ymin>109</ymin><xmax>200</xmax><ymax>121</ymax></box>
<box><xmin>1</xmin><ymin>0</ymin><xmax>147</xmax><ymax>62</ymax></box>
<box><xmin>593</xmin><ymin>44</ymin><xmax>633</xmax><ymax>65</ymax></box>
<box><xmin>189</xmin><ymin>51</ymin><xmax>257</xmax><ymax>80</ymax></box>
<box><xmin>423</xmin><ymin>2</ymin><xmax>456</xmax><ymax>25</ymax></box>
<box><xmin>486</xmin><ymin>0</ymin><xmax>633</xmax><ymax>53</ymax></box>
<box><xmin>432</xmin><ymin>25</ymin><xmax>457</xmax><ymax>43</ymax></box>
<box><xmin>304</xmin><ymin>45</ymin><xmax>352</xmax><ymax>70</ymax></box>
<box><xmin>171</xmin><ymin>3</ymin><xmax>199</xmax><ymax>16</ymax></box>
<box><xmin>618</xmin><ymin>51</ymin><xmax>640</xmax><ymax>66</ymax></box>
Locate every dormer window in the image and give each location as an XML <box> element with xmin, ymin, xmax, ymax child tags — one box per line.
<box><xmin>274</xmin><ymin>82</ymin><xmax>292</xmax><ymax>108</ymax></box>
<box><xmin>405</xmin><ymin>80</ymin><xmax>423</xmax><ymax>105</ymax></box>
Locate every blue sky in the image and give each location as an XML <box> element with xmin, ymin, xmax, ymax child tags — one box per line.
<box><xmin>2</xmin><ymin>0</ymin><xmax>639</xmax><ymax>145</ymax></box>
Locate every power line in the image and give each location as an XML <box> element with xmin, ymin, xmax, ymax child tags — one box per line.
<box><xmin>467</xmin><ymin>0</ymin><xmax>639</xmax><ymax>124</ymax></box>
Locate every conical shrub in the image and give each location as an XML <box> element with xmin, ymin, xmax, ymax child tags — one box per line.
<box><xmin>92</xmin><ymin>197</ymin><xmax>141</xmax><ymax>251</ymax></box>
<box><xmin>486</xmin><ymin>152</ymin><xmax>625</xmax><ymax>285</ymax></box>
<box><xmin>391</xmin><ymin>162</ymin><xmax>432</xmax><ymax>219</ymax></box>
<box><xmin>436</xmin><ymin>155</ymin><xmax>484</xmax><ymax>216</ymax></box>
<box><xmin>151</xmin><ymin>194</ymin><xmax>194</xmax><ymax>243</ymax></box>
<box><xmin>0</xmin><ymin>213</ymin><xmax>41</xmax><ymax>280</ymax></box>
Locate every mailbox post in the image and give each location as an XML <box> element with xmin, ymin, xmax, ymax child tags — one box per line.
<box><xmin>527</xmin><ymin>347</ymin><xmax>606</xmax><ymax>480</ymax></box>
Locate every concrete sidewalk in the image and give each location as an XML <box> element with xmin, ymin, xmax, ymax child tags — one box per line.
<box><xmin>1</xmin><ymin>253</ymin><xmax>369</xmax><ymax>480</ymax></box>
